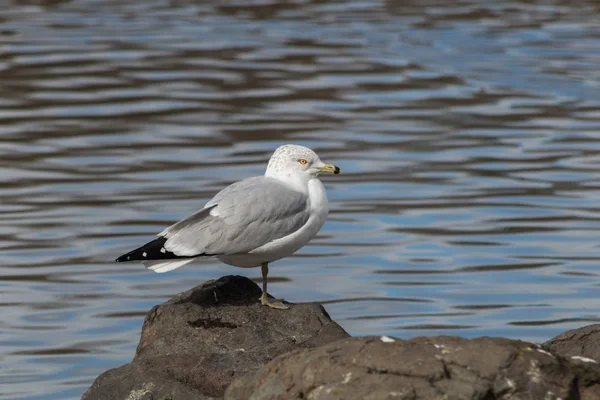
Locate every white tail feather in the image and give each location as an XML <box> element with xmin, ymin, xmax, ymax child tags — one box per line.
<box><xmin>143</xmin><ymin>258</ymin><xmax>196</xmax><ymax>273</ymax></box>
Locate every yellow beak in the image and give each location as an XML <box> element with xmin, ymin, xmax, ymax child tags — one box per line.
<box><xmin>317</xmin><ymin>164</ymin><xmax>341</xmax><ymax>175</ymax></box>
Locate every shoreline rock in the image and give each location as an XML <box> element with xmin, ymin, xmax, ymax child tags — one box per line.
<box><xmin>544</xmin><ymin>324</ymin><xmax>600</xmax><ymax>363</ymax></box>
<box><xmin>83</xmin><ymin>276</ymin><xmax>600</xmax><ymax>400</ymax></box>
<box><xmin>82</xmin><ymin>275</ymin><xmax>349</xmax><ymax>400</ymax></box>
<box><xmin>227</xmin><ymin>335</ymin><xmax>600</xmax><ymax>399</ymax></box>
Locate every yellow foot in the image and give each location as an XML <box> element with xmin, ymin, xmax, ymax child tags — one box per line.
<box><xmin>260</xmin><ymin>293</ymin><xmax>290</xmax><ymax>310</ymax></box>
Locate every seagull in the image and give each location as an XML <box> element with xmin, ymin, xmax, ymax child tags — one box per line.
<box><xmin>116</xmin><ymin>144</ymin><xmax>341</xmax><ymax>309</ymax></box>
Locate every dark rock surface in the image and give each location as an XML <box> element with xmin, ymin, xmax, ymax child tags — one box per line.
<box><xmin>544</xmin><ymin>324</ymin><xmax>600</xmax><ymax>363</ymax></box>
<box><xmin>83</xmin><ymin>274</ymin><xmax>600</xmax><ymax>400</ymax></box>
<box><xmin>226</xmin><ymin>335</ymin><xmax>600</xmax><ymax>400</ymax></box>
<box><xmin>82</xmin><ymin>275</ymin><xmax>349</xmax><ymax>400</ymax></box>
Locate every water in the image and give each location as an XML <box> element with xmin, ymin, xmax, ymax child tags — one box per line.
<box><xmin>1</xmin><ymin>0</ymin><xmax>600</xmax><ymax>398</ymax></box>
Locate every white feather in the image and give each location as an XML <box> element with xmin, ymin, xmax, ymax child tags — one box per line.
<box><xmin>143</xmin><ymin>258</ymin><xmax>196</xmax><ymax>273</ymax></box>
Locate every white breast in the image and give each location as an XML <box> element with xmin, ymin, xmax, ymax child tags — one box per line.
<box><xmin>218</xmin><ymin>178</ymin><xmax>329</xmax><ymax>268</ymax></box>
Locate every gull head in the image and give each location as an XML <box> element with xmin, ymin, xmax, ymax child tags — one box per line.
<box><xmin>265</xmin><ymin>144</ymin><xmax>341</xmax><ymax>182</ymax></box>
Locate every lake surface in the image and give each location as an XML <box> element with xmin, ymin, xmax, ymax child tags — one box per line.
<box><xmin>1</xmin><ymin>0</ymin><xmax>600</xmax><ymax>398</ymax></box>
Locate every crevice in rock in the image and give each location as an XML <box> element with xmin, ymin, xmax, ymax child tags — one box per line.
<box><xmin>187</xmin><ymin>317</ymin><xmax>238</xmax><ymax>329</ymax></box>
<box><xmin>481</xmin><ymin>389</ymin><xmax>498</xmax><ymax>400</ymax></box>
<box><xmin>568</xmin><ymin>376</ymin><xmax>580</xmax><ymax>400</ymax></box>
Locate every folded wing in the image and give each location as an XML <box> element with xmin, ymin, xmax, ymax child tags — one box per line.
<box><xmin>159</xmin><ymin>176</ymin><xmax>310</xmax><ymax>257</ymax></box>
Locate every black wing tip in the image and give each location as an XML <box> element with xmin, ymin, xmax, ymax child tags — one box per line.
<box><xmin>113</xmin><ymin>236</ymin><xmax>213</xmax><ymax>262</ymax></box>
<box><xmin>115</xmin><ymin>237</ymin><xmax>170</xmax><ymax>263</ymax></box>
<box><xmin>115</xmin><ymin>250</ymin><xmax>140</xmax><ymax>262</ymax></box>
<box><xmin>114</xmin><ymin>236</ymin><xmax>214</xmax><ymax>263</ymax></box>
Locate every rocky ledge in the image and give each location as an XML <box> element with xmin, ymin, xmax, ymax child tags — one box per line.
<box><xmin>82</xmin><ymin>275</ymin><xmax>349</xmax><ymax>400</ymax></box>
<box><xmin>83</xmin><ymin>276</ymin><xmax>600</xmax><ymax>400</ymax></box>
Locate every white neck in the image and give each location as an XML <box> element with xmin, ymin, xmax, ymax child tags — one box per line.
<box><xmin>264</xmin><ymin>169</ymin><xmax>312</xmax><ymax>193</ymax></box>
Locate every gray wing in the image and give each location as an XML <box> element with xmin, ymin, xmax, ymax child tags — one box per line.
<box><xmin>158</xmin><ymin>176</ymin><xmax>309</xmax><ymax>257</ymax></box>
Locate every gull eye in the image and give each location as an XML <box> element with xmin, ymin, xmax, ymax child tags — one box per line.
<box><xmin>298</xmin><ymin>159</ymin><xmax>308</xmax><ymax>165</ymax></box>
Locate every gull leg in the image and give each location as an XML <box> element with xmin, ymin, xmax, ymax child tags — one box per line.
<box><xmin>260</xmin><ymin>262</ymin><xmax>289</xmax><ymax>310</ymax></box>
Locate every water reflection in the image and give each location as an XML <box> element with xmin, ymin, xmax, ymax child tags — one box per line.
<box><xmin>1</xmin><ymin>0</ymin><xmax>600</xmax><ymax>399</ymax></box>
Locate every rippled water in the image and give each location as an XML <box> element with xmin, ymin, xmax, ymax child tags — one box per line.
<box><xmin>1</xmin><ymin>0</ymin><xmax>600</xmax><ymax>398</ymax></box>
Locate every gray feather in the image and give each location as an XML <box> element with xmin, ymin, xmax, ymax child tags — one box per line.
<box><xmin>159</xmin><ymin>176</ymin><xmax>309</xmax><ymax>256</ymax></box>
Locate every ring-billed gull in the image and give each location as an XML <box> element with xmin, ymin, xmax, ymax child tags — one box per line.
<box><xmin>116</xmin><ymin>144</ymin><xmax>341</xmax><ymax>309</ymax></box>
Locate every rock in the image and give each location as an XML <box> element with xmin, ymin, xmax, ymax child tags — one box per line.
<box><xmin>544</xmin><ymin>324</ymin><xmax>600</xmax><ymax>363</ymax></box>
<box><xmin>82</xmin><ymin>275</ymin><xmax>349</xmax><ymax>400</ymax></box>
<box><xmin>83</xmin><ymin>274</ymin><xmax>600</xmax><ymax>400</ymax></box>
<box><xmin>226</xmin><ymin>335</ymin><xmax>600</xmax><ymax>400</ymax></box>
